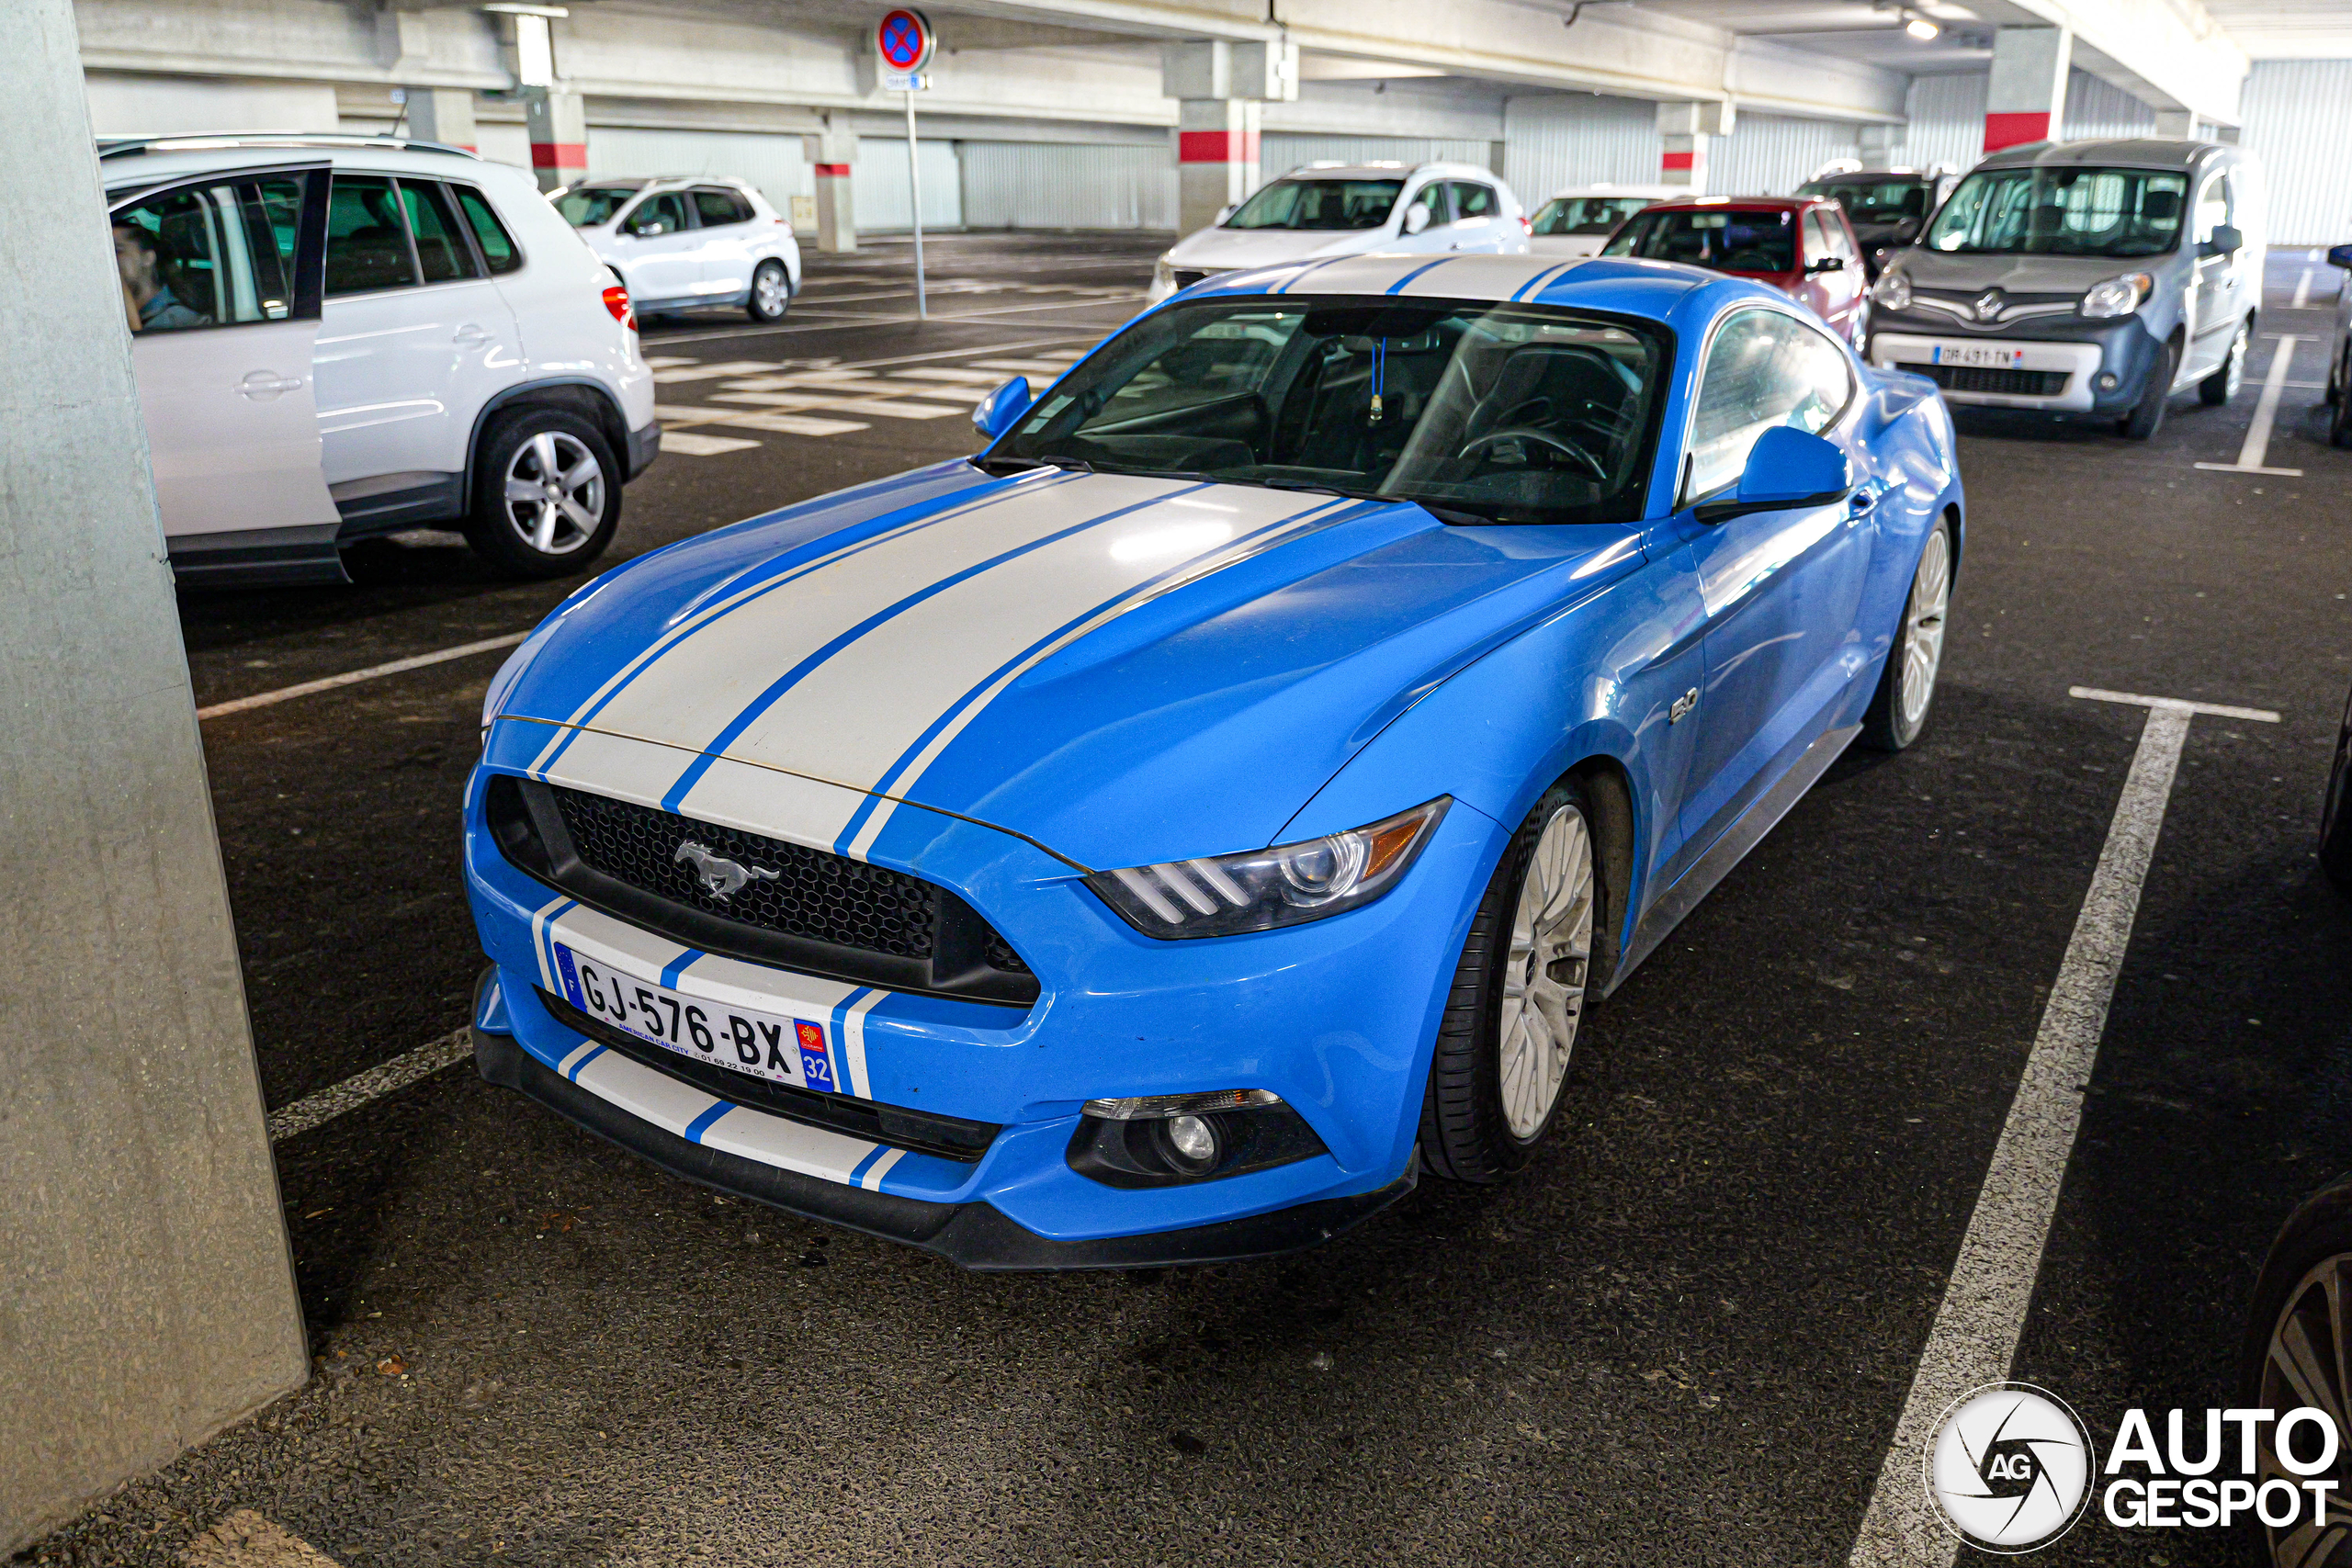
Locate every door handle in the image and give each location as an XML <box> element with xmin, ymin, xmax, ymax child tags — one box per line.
<box><xmin>237</xmin><ymin>371</ymin><xmax>304</xmax><ymax>399</ymax></box>
<box><xmin>453</xmin><ymin>324</ymin><xmax>492</xmax><ymax>347</ymax></box>
<box><xmin>1848</xmin><ymin>488</ymin><xmax>1883</xmax><ymax>523</ymax></box>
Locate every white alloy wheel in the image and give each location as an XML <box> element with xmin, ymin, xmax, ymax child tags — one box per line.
<box><xmin>2227</xmin><ymin>321</ymin><xmax>2250</xmax><ymax>401</ymax></box>
<box><xmin>2256</xmin><ymin>1254</ymin><xmax>2352</xmax><ymax>1565</ymax></box>
<box><xmin>1898</xmin><ymin>527</ymin><xmax>1951</xmax><ymax>730</ymax></box>
<box><xmin>1498</xmin><ymin>804</ymin><xmax>1595</xmax><ymax>1140</ymax></box>
<box><xmin>502</xmin><ymin>430</ymin><xmax>605</xmax><ymax>558</ymax></box>
<box><xmin>751</xmin><ymin>261</ymin><xmax>790</xmax><ymax>321</ymax></box>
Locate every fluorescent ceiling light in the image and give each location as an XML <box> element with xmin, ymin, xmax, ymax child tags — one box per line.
<box><xmin>1905</xmin><ymin>15</ymin><xmax>1940</xmax><ymax>39</ymax></box>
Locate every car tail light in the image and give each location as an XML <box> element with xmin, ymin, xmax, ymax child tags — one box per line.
<box><xmin>1521</xmin><ymin>215</ymin><xmax>1532</xmax><ymax>235</ymax></box>
<box><xmin>601</xmin><ymin>282</ymin><xmax>635</xmax><ymax>332</ymax></box>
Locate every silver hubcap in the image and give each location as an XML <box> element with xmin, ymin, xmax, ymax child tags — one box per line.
<box><xmin>1899</xmin><ymin>528</ymin><xmax>1951</xmax><ymax>729</ymax></box>
<box><xmin>2258</xmin><ymin>1255</ymin><xmax>2352</xmax><ymax>1565</ymax></box>
<box><xmin>2228</xmin><ymin>325</ymin><xmax>2249</xmax><ymax>400</ymax></box>
<box><xmin>503</xmin><ymin>431</ymin><xmax>605</xmax><ymax>556</ymax></box>
<box><xmin>754</xmin><ymin>265</ymin><xmax>788</xmax><ymax>314</ymax></box>
<box><xmin>1498</xmin><ymin>805</ymin><xmax>1594</xmax><ymax>1141</ymax></box>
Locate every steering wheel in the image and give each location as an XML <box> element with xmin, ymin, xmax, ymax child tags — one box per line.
<box><xmin>1457</xmin><ymin>427</ymin><xmax>1608</xmax><ymax>479</ymax></box>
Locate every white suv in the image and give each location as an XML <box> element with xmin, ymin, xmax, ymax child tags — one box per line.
<box><xmin>550</xmin><ymin>176</ymin><xmax>801</xmax><ymax>323</ymax></box>
<box><xmin>101</xmin><ymin>135</ymin><xmax>657</xmax><ymax>585</ymax></box>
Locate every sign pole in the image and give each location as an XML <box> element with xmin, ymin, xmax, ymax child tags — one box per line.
<box><xmin>904</xmin><ymin>87</ymin><xmax>927</xmax><ymax>321</ymax></box>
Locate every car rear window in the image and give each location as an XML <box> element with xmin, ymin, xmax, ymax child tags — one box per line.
<box><xmin>452</xmin><ymin>186</ymin><xmax>522</xmax><ymax>275</ymax></box>
<box><xmin>1531</xmin><ymin>196</ymin><xmax>1654</xmax><ymax>237</ymax></box>
<box><xmin>1601</xmin><ymin>209</ymin><xmax>1797</xmax><ymax>275</ymax></box>
<box><xmin>324</xmin><ymin>175</ymin><xmax>417</xmax><ymax>295</ymax></box>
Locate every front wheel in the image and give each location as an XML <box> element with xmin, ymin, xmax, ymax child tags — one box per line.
<box><xmin>2321</xmin><ymin>682</ymin><xmax>2352</xmax><ymax>890</ymax></box>
<box><xmin>464</xmin><ymin>409</ymin><xmax>621</xmax><ymax>579</ymax></box>
<box><xmin>2239</xmin><ymin>1179</ymin><xmax>2352</xmax><ymax>1565</ymax></box>
<box><xmin>1419</xmin><ymin>780</ymin><xmax>1601</xmax><ymax>1184</ymax></box>
<box><xmin>2119</xmin><ymin>338</ymin><xmax>2178</xmax><ymax>440</ymax></box>
<box><xmin>2201</xmin><ymin>317</ymin><xmax>2250</xmax><ymax>406</ymax></box>
<box><xmin>746</xmin><ymin>260</ymin><xmax>791</xmax><ymax>323</ymax></box>
<box><xmin>1860</xmin><ymin>519</ymin><xmax>1951</xmax><ymax>752</ymax></box>
<box><xmin>2333</xmin><ymin>344</ymin><xmax>2352</xmax><ymax>450</ymax></box>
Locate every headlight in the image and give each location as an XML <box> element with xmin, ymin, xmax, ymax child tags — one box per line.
<box><xmin>1086</xmin><ymin>798</ymin><xmax>1450</xmax><ymax>939</ymax></box>
<box><xmin>2080</xmin><ymin>272</ymin><xmax>2154</xmax><ymax>319</ymax></box>
<box><xmin>1871</xmin><ymin>268</ymin><xmax>1912</xmax><ymax>311</ymax></box>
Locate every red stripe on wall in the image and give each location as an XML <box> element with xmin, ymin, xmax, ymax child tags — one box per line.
<box><xmin>1660</xmin><ymin>151</ymin><xmax>1697</xmax><ymax>171</ymax></box>
<box><xmin>1178</xmin><ymin>129</ymin><xmax>1261</xmax><ymax>164</ymax></box>
<box><xmin>1982</xmin><ymin>111</ymin><xmax>2052</xmax><ymax>152</ymax></box>
<box><xmin>529</xmin><ymin>141</ymin><xmax>587</xmax><ymax>166</ymax></box>
<box><xmin>814</xmin><ymin>163</ymin><xmax>852</xmax><ymax>178</ymax></box>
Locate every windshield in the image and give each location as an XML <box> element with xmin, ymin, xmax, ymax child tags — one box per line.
<box><xmin>1225</xmin><ymin>179</ymin><xmax>1404</xmax><ymax>231</ymax></box>
<box><xmin>1798</xmin><ymin>179</ymin><xmax>1929</xmax><ymax>220</ymax></box>
<box><xmin>553</xmin><ymin>186</ymin><xmax>642</xmax><ymax>228</ymax></box>
<box><xmin>1923</xmin><ymin>166</ymin><xmax>2187</xmax><ymax>257</ymax></box>
<box><xmin>1601</xmin><ymin>208</ymin><xmax>1797</xmax><ymax>275</ymax></box>
<box><xmin>1532</xmin><ymin>196</ymin><xmax>1656</xmax><ymax>237</ymax></box>
<box><xmin>984</xmin><ymin>297</ymin><xmax>1666</xmax><ymax>526</ymax></box>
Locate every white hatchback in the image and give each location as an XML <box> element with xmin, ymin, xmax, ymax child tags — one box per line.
<box><xmin>1527</xmin><ymin>186</ymin><xmax>1678</xmax><ymax>258</ymax></box>
<box><xmin>1148</xmin><ymin>162</ymin><xmax>1529</xmax><ymax>304</ymax></box>
<box><xmin>551</xmin><ymin>176</ymin><xmax>802</xmax><ymax>323</ymax></box>
<box><xmin>101</xmin><ymin>134</ymin><xmax>657</xmax><ymax>585</ymax></box>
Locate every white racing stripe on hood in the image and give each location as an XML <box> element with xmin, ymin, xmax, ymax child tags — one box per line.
<box><xmin>581</xmin><ymin>473</ymin><xmax>1189</xmax><ymax>777</ymax></box>
<box><xmin>674</xmin><ymin>484</ymin><xmax>1337</xmax><ymax>825</ymax></box>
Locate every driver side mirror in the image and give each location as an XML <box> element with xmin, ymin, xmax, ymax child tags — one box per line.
<box><xmin>1402</xmin><ymin>202</ymin><xmax>1431</xmax><ymax>236</ymax></box>
<box><xmin>2330</xmin><ymin>243</ymin><xmax>2352</xmax><ymax>271</ymax></box>
<box><xmin>1693</xmin><ymin>426</ymin><xmax>1851</xmax><ymax>525</ymax></box>
<box><xmin>972</xmin><ymin>376</ymin><xmax>1032</xmax><ymax>440</ymax></box>
<box><xmin>1215</xmin><ymin>203</ymin><xmax>1238</xmax><ymax>225</ymax></box>
<box><xmin>2202</xmin><ymin>224</ymin><xmax>2244</xmax><ymax>257</ymax></box>
<box><xmin>1807</xmin><ymin>255</ymin><xmax>1846</xmax><ymax>275</ymax></box>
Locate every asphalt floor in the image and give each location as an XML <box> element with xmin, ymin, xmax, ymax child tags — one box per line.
<box><xmin>17</xmin><ymin>235</ymin><xmax>2352</xmax><ymax>1566</ymax></box>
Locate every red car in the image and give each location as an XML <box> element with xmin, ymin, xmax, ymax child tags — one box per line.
<box><xmin>1599</xmin><ymin>194</ymin><xmax>1869</xmax><ymax>347</ymax></box>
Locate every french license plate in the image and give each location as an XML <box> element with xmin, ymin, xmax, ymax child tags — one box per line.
<box><xmin>552</xmin><ymin>943</ymin><xmax>842</xmax><ymax>1094</ymax></box>
<box><xmin>1931</xmin><ymin>344</ymin><xmax>2027</xmax><ymax>369</ymax></box>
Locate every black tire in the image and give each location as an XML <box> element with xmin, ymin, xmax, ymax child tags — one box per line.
<box><xmin>1860</xmin><ymin>518</ymin><xmax>1953</xmax><ymax>753</ymax></box>
<box><xmin>2200</xmin><ymin>317</ymin><xmax>2250</xmax><ymax>406</ymax></box>
<box><xmin>2321</xmin><ymin>682</ymin><xmax>2352</xmax><ymax>891</ymax></box>
<box><xmin>746</xmin><ymin>260</ymin><xmax>791</xmax><ymax>323</ymax></box>
<box><xmin>1419</xmin><ymin>778</ymin><xmax>1602</xmax><ymax>1184</ymax></box>
<box><xmin>2238</xmin><ymin>1177</ymin><xmax>2352</xmax><ymax>1564</ymax></box>
<box><xmin>464</xmin><ymin>408</ymin><xmax>622</xmax><ymax>580</ymax></box>
<box><xmin>2119</xmin><ymin>337</ymin><xmax>2177</xmax><ymax>440</ymax></box>
<box><xmin>2324</xmin><ymin>338</ymin><xmax>2340</xmax><ymax>407</ymax></box>
<box><xmin>2333</xmin><ymin>345</ymin><xmax>2352</xmax><ymax>450</ymax></box>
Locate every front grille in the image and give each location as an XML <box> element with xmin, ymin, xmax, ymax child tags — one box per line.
<box><xmin>1898</xmin><ymin>362</ymin><xmax>2071</xmax><ymax>397</ymax></box>
<box><xmin>538</xmin><ymin>988</ymin><xmax>999</xmax><ymax>1161</ymax></box>
<box><xmin>486</xmin><ymin>775</ymin><xmax>1038</xmax><ymax>1007</ymax></box>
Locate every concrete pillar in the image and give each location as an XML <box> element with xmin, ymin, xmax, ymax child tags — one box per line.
<box><xmin>801</xmin><ymin>115</ymin><xmax>857</xmax><ymax>253</ymax></box>
<box><xmin>2154</xmin><ymin>108</ymin><xmax>2196</xmax><ymax>138</ymax></box>
<box><xmin>1984</xmin><ymin>26</ymin><xmax>2072</xmax><ymax>152</ymax></box>
<box><xmin>1657</xmin><ymin>101</ymin><xmax>1730</xmax><ymax>193</ymax></box>
<box><xmin>1176</xmin><ymin>98</ymin><xmax>1261</xmax><ymax>234</ymax></box>
<box><xmin>405</xmin><ymin>86</ymin><xmax>476</xmax><ymax>152</ymax></box>
<box><xmin>1</xmin><ymin>0</ymin><xmax>306</xmax><ymax>1552</ymax></box>
<box><xmin>524</xmin><ymin>87</ymin><xmax>586</xmax><ymax>192</ymax></box>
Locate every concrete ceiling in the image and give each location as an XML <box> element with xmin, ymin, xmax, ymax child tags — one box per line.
<box><xmin>2198</xmin><ymin>0</ymin><xmax>2352</xmax><ymax>59</ymax></box>
<box><xmin>1639</xmin><ymin>0</ymin><xmax>2344</xmax><ymax>65</ymax></box>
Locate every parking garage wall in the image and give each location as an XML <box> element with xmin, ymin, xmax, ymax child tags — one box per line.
<box><xmin>1713</xmin><ymin>112</ymin><xmax>1860</xmax><ymax>194</ymax></box>
<box><xmin>962</xmin><ymin>141</ymin><xmax>1176</xmax><ymax>230</ymax></box>
<box><xmin>2241</xmin><ymin>59</ymin><xmax>2352</xmax><ymax>246</ymax></box>
<box><xmin>1498</xmin><ymin>93</ymin><xmax>1662</xmax><ymax>201</ymax></box>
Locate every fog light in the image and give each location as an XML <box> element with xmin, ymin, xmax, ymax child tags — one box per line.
<box><xmin>2097</xmin><ymin>372</ymin><xmax>2120</xmax><ymax>390</ymax></box>
<box><xmin>1164</xmin><ymin>1113</ymin><xmax>1217</xmax><ymax>1166</ymax></box>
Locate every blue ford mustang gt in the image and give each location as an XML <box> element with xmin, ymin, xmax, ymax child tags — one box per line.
<box><xmin>464</xmin><ymin>252</ymin><xmax>1962</xmax><ymax>1269</ymax></box>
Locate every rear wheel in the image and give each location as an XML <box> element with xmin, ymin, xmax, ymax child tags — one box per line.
<box><xmin>1419</xmin><ymin>780</ymin><xmax>1600</xmax><ymax>1183</ymax></box>
<box><xmin>746</xmin><ymin>260</ymin><xmax>790</xmax><ymax>323</ymax></box>
<box><xmin>2239</xmin><ymin>1179</ymin><xmax>2352</xmax><ymax>1565</ymax></box>
<box><xmin>2119</xmin><ymin>337</ymin><xmax>2178</xmax><ymax>440</ymax></box>
<box><xmin>1860</xmin><ymin>519</ymin><xmax>1951</xmax><ymax>752</ymax></box>
<box><xmin>464</xmin><ymin>409</ymin><xmax>621</xmax><ymax>579</ymax></box>
<box><xmin>2200</xmin><ymin>317</ymin><xmax>2250</xmax><ymax>405</ymax></box>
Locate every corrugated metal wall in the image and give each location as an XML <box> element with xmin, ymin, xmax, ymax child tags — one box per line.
<box><xmin>2241</xmin><ymin>59</ymin><xmax>2352</xmax><ymax>246</ymax></box>
<box><xmin>1260</xmin><ymin>133</ymin><xmax>1495</xmax><ymax>175</ymax></box>
<box><xmin>2063</xmin><ymin>70</ymin><xmax>2158</xmax><ymax>141</ymax></box>
<box><xmin>1499</xmin><ymin>93</ymin><xmax>1660</xmax><ymax>200</ymax></box>
<box><xmin>853</xmin><ymin>139</ymin><xmax>962</xmax><ymax>232</ymax></box>
<box><xmin>1713</xmin><ymin>113</ymin><xmax>1860</xmax><ymax>195</ymax></box>
<box><xmin>961</xmin><ymin>141</ymin><xmax>1177</xmax><ymax>231</ymax></box>
<box><xmin>585</xmin><ymin>126</ymin><xmax>812</xmax><ymax>211</ymax></box>
<box><xmin>1903</xmin><ymin>73</ymin><xmax>1989</xmax><ymax>175</ymax></box>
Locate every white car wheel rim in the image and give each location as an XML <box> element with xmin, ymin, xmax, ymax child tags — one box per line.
<box><xmin>503</xmin><ymin>431</ymin><xmax>605</xmax><ymax>557</ymax></box>
<box><xmin>1498</xmin><ymin>804</ymin><xmax>1594</xmax><ymax>1141</ymax></box>
<box><xmin>2257</xmin><ymin>1254</ymin><xmax>2352</xmax><ymax>1564</ymax></box>
<box><xmin>2228</xmin><ymin>324</ymin><xmax>2249</xmax><ymax>400</ymax></box>
<box><xmin>755</xmin><ymin>266</ymin><xmax>788</xmax><ymax>314</ymax></box>
<box><xmin>1899</xmin><ymin>528</ymin><xmax>1951</xmax><ymax>729</ymax></box>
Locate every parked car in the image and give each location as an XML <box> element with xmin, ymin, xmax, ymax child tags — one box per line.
<box><xmin>1527</xmin><ymin>185</ymin><xmax>1676</xmax><ymax>258</ymax></box>
<box><xmin>2241</xmin><ymin>1176</ymin><xmax>2352</xmax><ymax>1565</ymax></box>
<box><xmin>1148</xmin><ymin>162</ymin><xmax>1529</xmax><ymax>304</ymax></box>
<box><xmin>101</xmin><ymin>134</ymin><xmax>656</xmax><ymax>585</ymax></box>
<box><xmin>2324</xmin><ymin>241</ymin><xmax>2352</xmax><ymax>448</ymax></box>
<box><xmin>1793</xmin><ymin>168</ymin><xmax>1950</xmax><ymax>278</ymax></box>
<box><xmin>1599</xmin><ymin>194</ymin><xmax>1871</xmax><ymax>346</ymax></box>
<box><xmin>463</xmin><ymin>250</ymin><xmax>1962</xmax><ymax>1269</ymax></box>
<box><xmin>551</xmin><ymin>175</ymin><xmax>801</xmax><ymax>324</ymax></box>
<box><xmin>1864</xmin><ymin>137</ymin><xmax>2264</xmax><ymax>440</ymax></box>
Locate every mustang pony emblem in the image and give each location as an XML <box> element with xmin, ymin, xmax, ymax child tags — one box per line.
<box><xmin>673</xmin><ymin>840</ymin><xmax>780</xmax><ymax>900</ymax></box>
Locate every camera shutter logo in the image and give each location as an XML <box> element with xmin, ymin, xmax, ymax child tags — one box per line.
<box><xmin>1923</xmin><ymin>1383</ymin><xmax>2096</xmax><ymax>1552</ymax></box>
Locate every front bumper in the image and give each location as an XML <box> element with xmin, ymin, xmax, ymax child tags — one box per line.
<box><xmin>1866</xmin><ymin>312</ymin><xmax>2165</xmax><ymax>414</ymax></box>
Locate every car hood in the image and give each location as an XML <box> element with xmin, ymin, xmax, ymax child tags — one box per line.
<box><xmin>1850</xmin><ymin>218</ymin><xmax>1921</xmax><ymax>250</ymax></box>
<box><xmin>1165</xmin><ymin>226</ymin><xmax>1391</xmax><ymax>270</ymax></box>
<box><xmin>494</xmin><ymin>464</ymin><xmax>1644</xmax><ymax>869</ymax></box>
<box><xmin>1895</xmin><ymin>249</ymin><xmax>2156</xmax><ymax>295</ymax></box>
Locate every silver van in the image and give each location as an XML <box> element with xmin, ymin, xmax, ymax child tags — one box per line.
<box><xmin>1864</xmin><ymin>138</ymin><xmax>2263</xmax><ymax>439</ymax></box>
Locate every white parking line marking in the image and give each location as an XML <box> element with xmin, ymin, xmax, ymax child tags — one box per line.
<box><xmin>707</xmin><ymin>390</ymin><xmax>966</xmax><ymax>419</ymax></box>
<box><xmin>2194</xmin><ymin>334</ymin><xmax>2304</xmax><ymax>478</ymax></box>
<box><xmin>653</xmin><ymin>403</ymin><xmax>871</xmax><ymax>436</ymax></box>
<box><xmin>197</xmin><ymin>633</ymin><xmax>528</xmax><ymax>720</ymax></box>
<box><xmin>660</xmin><ymin>431</ymin><xmax>763</xmax><ymax>457</ymax></box>
<box><xmin>1847</xmin><ymin>685</ymin><xmax>2278</xmax><ymax>1566</ymax></box>
<box><xmin>2293</xmin><ymin>269</ymin><xmax>2313</xmax><ymax>309</ymax></box>
<box><xmin>266</xmin><ymin>1028</ymin><xmax>471</xmax><ymax>1143</ymax></box>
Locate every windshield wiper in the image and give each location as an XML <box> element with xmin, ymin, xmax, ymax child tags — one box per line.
<box><xmin>972</xmin><ymin>454</ymin><xmax>1093</xmax><ymax>476</ymax></box>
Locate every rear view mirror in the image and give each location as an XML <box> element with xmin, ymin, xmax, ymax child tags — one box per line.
<box><xmin>2328</xmin><ymin>243</ymin><xmax>2352</xmax><ymax>270</ymax></box>
<box><xmin>2202</xmin><ymin>224</ymin><xmax>2244</xmax><ymax>256</ymax></box>
<box><xmin>1694</xmin><ymin>426</ymin><xmax>1851</xmax><ymax>525</ymax></box>
<box><xmin>972</xmin><ymin>377</ymin><xmax>1032</xmax><ymax>440</ymax></box>
<box><xmin>1403</xmin><ymin>202</ymin><xmax>1431</xmax><ymax>236</ymax></box>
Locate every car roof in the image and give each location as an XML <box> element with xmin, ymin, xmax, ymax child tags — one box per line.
<box><xmin>98</xmin><ymin>134</ymin><xmax>495</xmax><ymax>190</ymax></box>
<box><xmin>1633</xmin><ymin>194</ymin><xmax>1819</xmax><ymax>213</ymax></box>
<box><xmin>1186</xmin><ymin>250</ymin><xmax>1765</xmax><ymax>321</ymax></box>
<box><xmin>1544</xmin><ymin>185</ymin><xmax>1676</xmax><ymax>200</ymax></box>
<box><xmin>1975</xmin><ymin>137</ymin><xmax>2224</xmax><ymax>172</ymax></box>
<box><xmin>1803</xmin><ymin>169</ymin><xmax>1930</xmax><ymax>183</ymax></box>
<box><xmin>1277</xmin><ymin>161</ymin><xmax>1499</xmax><ymax>183</ymax></box>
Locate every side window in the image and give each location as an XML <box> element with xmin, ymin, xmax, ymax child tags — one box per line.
<box><xmin>1450</xmin><ymin>182</ymin><xmax>1498</xmax><ymax>222</ymax></box>
<box><xmin>1804</xmin><ymin>211</ymin><xmax>1834</xmax><ymax>264</ymax></box>
<box><xmin>451</xmin><ymin>186</ymin><xmax>523</xmax><ymax>275</ymax></box>
<box><xmin>2196</xmin><ymin>175</ymin><xmax>2232</xmax><ymax>247</ymax></box>
<box><xmin>692</xmin><ymin>187</ymin><xmax>753</xmax><ymax>227</ymax></box>
<box><xmin>1411</xmin><ymin>182</ymin><xmax>1453</xmax><ymax>226</ymax></box>
<box><xmin>624</xmin><ymin>193</ymin><xmax>691</xmax><ymax>238</ymax></box>
<box><xmin>1684</xmin><ymin>308</ymin><xmax>1853</xmax><ymax>502</ymax></box>
<box><xmin>111</xmin><ymin>177</ymin><xmax>294</xmax><ymax>333</ymax></box>
<box><xmin>325</xmin><ymin>175</ymin><xmax>418</xmax><ymax>296</ymax></box>
<box><xmin>401</xmin><ymin>180</ymin><xmax>481</xmax><ymax>284</ymax></box>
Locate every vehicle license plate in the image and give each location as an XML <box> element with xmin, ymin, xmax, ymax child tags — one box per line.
<box><xmin>551</xmin><ymin>943</ymin><xmax>842</xmax><ymax>1094</ymax></box>
<box><xmin>1931</xmin><ymin>344</ymin><xmax>2027</xmax><ymax>369</ymax></box>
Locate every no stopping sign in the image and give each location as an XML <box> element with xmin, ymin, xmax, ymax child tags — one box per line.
<box><xmin>876</xmin><ymin>8</ymin><xmax>934</xmax><ymax>73</ymax></box>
